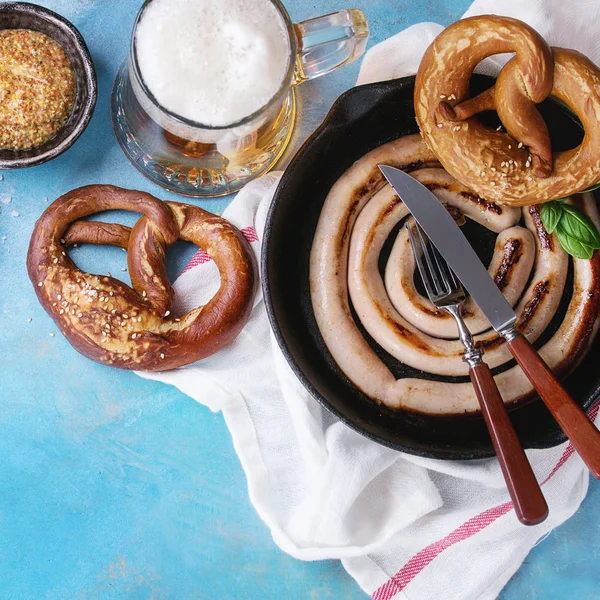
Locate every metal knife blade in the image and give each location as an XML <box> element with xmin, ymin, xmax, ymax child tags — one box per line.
<box><xmin>379</xmin><ymin>165</ymin><xmax>516</xmax><ymax>334</ymax></box>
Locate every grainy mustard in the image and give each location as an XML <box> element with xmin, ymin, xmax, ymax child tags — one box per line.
<box><xmin>0</xmin><ymin>29</ymin><xmax>76</xmax><ymax>150</ymax></box>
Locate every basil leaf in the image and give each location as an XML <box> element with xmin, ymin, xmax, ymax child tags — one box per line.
<box><xmin>555</xmin><ymin>224</ymin><xmax>595</xmax><ymax>259</ymax></box>
<box><xmin>559</xmin><ymin>204</ymin><xmax>600</xmax><ymax>248</ymax></box>
<box><xmin>581</xmin><ymin>182</ymin><xmax>600</xmax><ymax>193</ymax></box>
<box><xmin>540</xmin><ymin>201</ymin><xmax>563</xmax><ymax>234</ymax></box>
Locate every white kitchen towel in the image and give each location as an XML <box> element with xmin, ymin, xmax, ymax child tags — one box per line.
<box><xmin>138</xmin><ymin>0</ymin><xmax>600</xmax><ymax>598</ymax></box>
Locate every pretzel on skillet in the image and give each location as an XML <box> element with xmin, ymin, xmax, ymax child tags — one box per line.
<box><xmin>415</xmin><ymin>15</ymin><xmax>600</xmax><ymax>206</ymax></box>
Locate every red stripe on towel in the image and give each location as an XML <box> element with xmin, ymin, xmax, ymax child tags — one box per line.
<box><xmin>372</xmin><ymin>503</ymin><xmax>513</xmax><ymax>600</ymax></box>
<box><xmin>181</xmin><ymin>249</ymin><xmax>212</xmax><ymax>274</ymax></box>
<box><xmin>371</xmin><ymin>398</ymin><xmax>600</xmax><ymax>600</ymax></box>
<box><xmin>242</xmin><ymin>226</ymin><xmax>259</xmax><ymax>243</ymax></box>
<box><xmin>180</xmin><ymin>226</ymin><xmax>258</xmax><ymax>275</ymax></box>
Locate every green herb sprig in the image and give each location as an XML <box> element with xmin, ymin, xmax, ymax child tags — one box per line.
<box><xmin>540</xmin><ymin>199</ymin><xmax>600</xmax><ymax>259</ymax></box>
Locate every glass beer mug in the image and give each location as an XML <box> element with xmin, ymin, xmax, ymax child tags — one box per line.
<box><xmin>111</xmin><ymin>0</ymin><xmax>369</xmax><ymax>197</ymax></box>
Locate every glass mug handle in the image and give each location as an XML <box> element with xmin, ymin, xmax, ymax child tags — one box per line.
<box><xmin>293</xmin><ymin>9</ymin><xmax>369</xmax><ymax>84</ymax></box>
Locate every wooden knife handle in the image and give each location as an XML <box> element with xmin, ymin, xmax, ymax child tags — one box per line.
<box><xmin>470</xmin><ymin>363</ymin><xmax>548</xmax><ymax>526</ymax></box>
<box><xmin>507</xmin><ymin>333</ymin><xmax>600</xmax><ymax>479</ymax></box>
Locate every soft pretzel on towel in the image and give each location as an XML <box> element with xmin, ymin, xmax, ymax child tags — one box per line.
<box><xmin>414</xmin><ymin>15</ymin><xmax>600</xmax><ymax>206</ymax></box>
<box><xmin>27</xmin><ymin>185</ymin><xmax>258</xmax><ymax>371</ymax></box>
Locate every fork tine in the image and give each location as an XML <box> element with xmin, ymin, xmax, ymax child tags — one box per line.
<box><xmin>415</xmin><ymin>224</ymin><xmax>445</xmax><ymax>295</ymax></box>
<box><xmin>407</xmin><ymin>223</ymin><xmax>438</xmax><ymax>302</ymax></box>
<box><xmin>428</xmin><ymin>241</ymin><xmax>452</xmax><ymax>296</ymax></box>
<box><xmin>407</xmin><ymin>221</ymin><xmax>465</xmax><ymax>305</ymax></box>
<box><xmin>433</xmin><ymin>239</ymin><xmax>464</xmax><ymax>295</ymax></box>
<box><xmin>447</xmin><ymin>263</ymin><xmax>463</xmax><ymax>291</ymax></box>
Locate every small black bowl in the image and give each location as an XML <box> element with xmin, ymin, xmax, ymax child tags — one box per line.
<box><xmin>0</xmin><ymin>2</ymin><xmax>97</xmax><ymax>169</ymax></box>
<box><xmin>262</xmin><ymin>74</ymin><xmax>600</xmax><ymax>460</ymax></box>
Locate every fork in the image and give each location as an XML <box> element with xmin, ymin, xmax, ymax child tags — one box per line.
<box><xmin>407</xmin><ymin>223</ymin><xmax>548</xmax><ymax>526</ymax></box>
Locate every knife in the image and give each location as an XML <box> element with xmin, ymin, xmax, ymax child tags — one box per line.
<box><xmin>379</xmin><ymin>164</ymin><xmax>600</xmax><ymax>478</ymax></box>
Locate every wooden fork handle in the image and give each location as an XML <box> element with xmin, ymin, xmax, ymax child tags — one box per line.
<box><xmin>470</xmin><ymin>363</ymin><xmax>548</xmax><ymax>526</ymax></box>
<box><xmin>506</xmin><ymin>334</ymin><xmax>600</xmax><ymax>479</ymax></box>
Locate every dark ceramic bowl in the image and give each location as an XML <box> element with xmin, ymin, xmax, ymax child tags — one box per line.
<box><xmin>262</xmin><ymin>74</ymin><xmax>600</xmax><ymax>460</ymax></box>
<box><xmin>0</xmin><ymin>2</ymin><xmax>97</xmax><ymax>169</ymax></box>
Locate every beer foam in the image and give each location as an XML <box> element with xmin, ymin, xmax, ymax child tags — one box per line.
<box><xmin>135</xmin><ymin>0</ymin><xmax>291</xmax><ymax>127</ymax></box>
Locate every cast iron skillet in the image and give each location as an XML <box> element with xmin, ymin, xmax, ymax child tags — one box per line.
<box><xmin>262</xmin><ymin>74</ymin><xmax>600</xmax><ymax>460</ymax></box>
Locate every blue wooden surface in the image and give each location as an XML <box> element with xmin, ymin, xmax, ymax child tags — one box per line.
<box><xmin>0</xmin><ymin>1</ymin><xmax>598</xmax><ymax>598</ymax></box>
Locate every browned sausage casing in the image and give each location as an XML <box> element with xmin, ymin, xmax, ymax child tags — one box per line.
<box><xmin>310</xmin><ymin>135</ymin><xmax>600</xmax><ymax>414</ymax></box>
